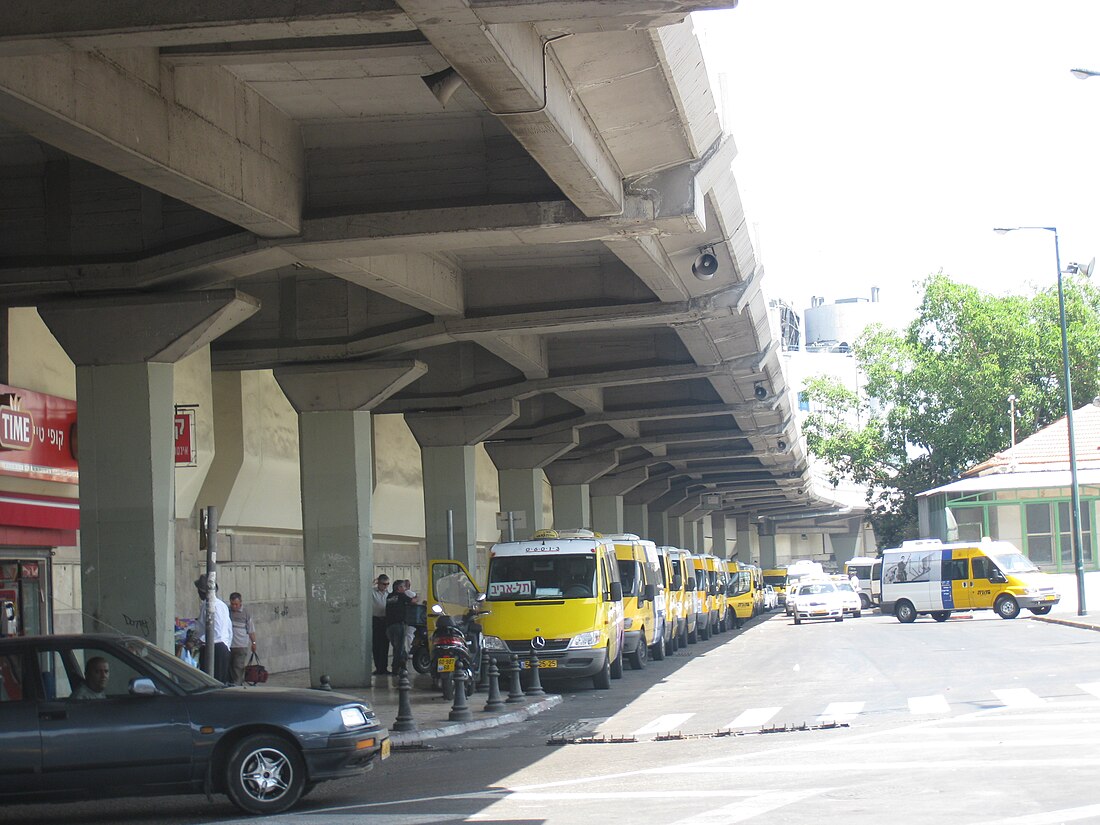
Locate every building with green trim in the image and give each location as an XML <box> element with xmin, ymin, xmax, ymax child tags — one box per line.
<box><xmin>917</xmin><ymin>401</ymin><xmax>1100</xmax><ymax>572</ymax></box>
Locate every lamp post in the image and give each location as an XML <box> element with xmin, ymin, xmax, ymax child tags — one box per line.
<box><xmin>1071</xmin><ymin>68</ymin><xmax>1100</xmax><ymax>80</ymax></box>
<box><xmin>994</xmin><ymin>226</ymin><xmax>1087</xmax><ymax>615</ymax></box>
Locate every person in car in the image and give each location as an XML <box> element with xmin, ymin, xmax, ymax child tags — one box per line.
<box><xmin>72</xmin><ymin>656</ymin><xmax>110</xmax><ymax>699</ymax></box>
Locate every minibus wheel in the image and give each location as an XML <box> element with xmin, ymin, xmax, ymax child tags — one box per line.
<box><xmin>651</xmin><ymin>636</ymin><xmax>666</xmax><ymax>661</ymax></box>
<box><xmin>931</xmin><ymin>611</ymin><xmax>950</xmax><ymax>622</ymax></box>
<box><xmin>1031</xmin><ymin>605</ymin><xmax>1052</xmax><ymax>615</ymax></box>
<box><xmin>995</xmin><ymin>595</ymin><xmax>1020</xmax><ymax>620</ymax></box>
<box><xmin>610</xmin><ymin>645</ymin><xmax>624</xmax><ymax>679</ymax></box>
<box><xmin>629</xmin><ymin>636</ymin><xmax>648</xmax><ymax>669</ymax></box>
<box><xmin>895</xmin><ymin>600</ymin><xmax>917</xmax><ymax>623</ymax></box>
<box><xmin>593</xmin><ymin>649</ymin><xmax>612</xmax><ymax>690</ymax></box>
<box><xmin>859</xmin><ymin>593</ymin><xmax>871</xmax><ymax>609</ymax></box>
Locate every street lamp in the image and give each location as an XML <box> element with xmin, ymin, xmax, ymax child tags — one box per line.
<box><xmin>993</xmin><ymin>226</ymin><xmax>1088</xmax><ymax>615</ymax></box>
<box><xmin>1071</xmin><ymin>68</ymin><xmax>1100</xmax><ymax>79</ymax></box>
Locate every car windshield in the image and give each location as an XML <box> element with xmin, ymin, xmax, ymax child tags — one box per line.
<box><xmin>763</xmin><ymin>574</ymin><xmax>785</xmax><ymax>586</ymax></box>
<box><xmin>487</xmin><ymin>555</ymin><xmax>597</xmax><ymax>600</ymax></box>
<box><xmin>120</xmin><ymin>637</ymin><xmax>225</xmax><ymax>693</ymax></box>
<box><xmin>836</xmin><ymin>582</ymin><xmax>855</xmax><ymax>593</ymax></box>
<box><xmin>991</xmin><ymin>552</ymin><xmax>1040</xmax><ymax>574</ymax></box>
<box><xmin>799</xmin><ymin>583</ymin><xmax>835</xmax><ymax>596</ymax></box>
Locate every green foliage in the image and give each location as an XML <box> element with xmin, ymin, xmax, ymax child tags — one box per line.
<box><xmin>803</xmin><ymin>272</ymin><xmax>1100</xmax><ymax>548</ymax></box>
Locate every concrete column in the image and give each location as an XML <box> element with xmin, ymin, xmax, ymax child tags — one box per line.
<box><xmin>407</xmin><ymin>401</ymin><xmax>518</xmax><ymax>581</ymax></box>
<box><xmin>544</xmin><ymin>453</ymin><xmax>617</xmax><ymax>533</ymax></box>
<box><xmin>38</xmin><ymin>290</ymin><xmax>259</xmax><ymax>651</ymax></box>
<box><xmin>624</xmin><ymin>503</ymin><xmax>649</xmax><ymax>538</ymax></box>
<box><xmin>667</xmin><ymin>516</ymin><xmax>685</xmax><ymax>549</ymax></box>
<box><xmin>591</xmin><ymin>495</ymin><xmax>623</xmax><ymax>534</ymax></box>
<box><xmin>553</xmin><ymin>484</ymin><xmax>590</xmax><ymax>531</ymax></box>
<box><xmin>711</xmin><ymin>511</ymin><xmax>730</xmax><ymax>558</ymax></box>
<box><xmin>485</xmin><ymin>437</ymin><xmax>575</xmax><ymax>541</ymax></box>
<box><xmin>735</xmin><ymin>515</ymin><xmax>756</xmax><ymax>563</ymax></box>
<box><xmin>275</xmin><ymin>361</ymin><xmax>425</xmax><ymax>688</ymax></box>
<box><xmin>830</xmin><ymin>516</ymin><xmax>865</xmax><ymax>567</ymax></box>
<box><xmin>757</xmin><ymin>520</ymin><xmax>777</xmax><ymax>568</ymax></box>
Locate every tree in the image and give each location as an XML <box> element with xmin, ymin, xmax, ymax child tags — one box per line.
<box><xmin>802</xmin><ymin>272</ymin><xmax>1100</xmax><ymax>548</ymax></box>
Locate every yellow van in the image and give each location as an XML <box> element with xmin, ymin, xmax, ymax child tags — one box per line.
<box><xmin>728</xmin><ymin>560</ymin><xmax>756</xmax><ymax>627</ymax></box>
<box><xmin>473</xmin><ymin>529</ymin><xmax>626</xmax><ymax>689</ymax></box>
<box><xmin>880</xmin><ymin>539</ymin><xmax>1061</xmax><ymax>623</ymax></box>
<box><xmin>763</xmin><ymin>568</ymin><xmax>788</xmax><ymax>605</ymax></box>
<box><xmin>611</xmin><ymin>535</ymin><xmax>663</xmax><ymax>668</ymax></box>
<box><xmin>654</xmin><ymin>545</ymin><xmax>681</xmax><ymax>654</ymax></box>
<box><xmin>690</xmin><ymin>554</ymin><xmax>715</xmax><ymax>640</ymax></box>
<box><xmin>666</xmin><ymin>547</ymin><xmax>696</xmax><ymax>646</ymax></box>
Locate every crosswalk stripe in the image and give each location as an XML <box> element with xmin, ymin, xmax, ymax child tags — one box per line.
<box><xmin>816</xmin><ymin>701</ymin><xmax>864</xmax><ymax>723</ymax></box>
<box><xmin>908</xmin><ymin>694</ymin><xmax>950</xmax><ymax>715</ymax></box>
<box><xmin>992</xmin><ymin>688</ymin><xmax>1046</xmax><ymax>708</ymax></box>
<box><xmin>726</xmin><ymin>706</ymin><xmax>781</xmax><ymax>728</ymax></box>
<box><xmin>633</xmin><ymin>713</ymin><xmax>696</xmax><ymax>735</ymax></box>
<box><xmin>1078</xmin><ymin>682</ymin><xmax>1100</xmax><ymax>699</ymax></box>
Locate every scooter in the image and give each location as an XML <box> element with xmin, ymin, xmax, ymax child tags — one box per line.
<box><xmin>430</xmin><ymin>597</ymin><xmax>489</xmax><ymax>699</ymax></box>
<box><xmin>409</xmin><ymin>619</ymin><xmax>431</xmax><ymax>674</ymax></box>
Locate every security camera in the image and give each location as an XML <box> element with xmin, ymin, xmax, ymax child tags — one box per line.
<box><xmin>753</xmin><ymin>383</ymin><xmax>767</xmax><ymax>400</ymax></box>
<box><xmin>776</xmin><ymin>440</ymin><xmax>788</xmax><ymax>452</ymax></box>
<box><xmin>691</xmin><ymin>246</ymin><xmax>719</xmax><ymax>280</ymax></box>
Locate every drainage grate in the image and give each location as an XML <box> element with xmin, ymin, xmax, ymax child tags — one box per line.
<box><xmin>547</xmin><ymin>734</ymin><xmax>637</xmax><ymax>745</ymax></box>
<box><xmin>547</xmin><ymin>721</ymin><xmax>847</xmax><ymax>746</ymax></box>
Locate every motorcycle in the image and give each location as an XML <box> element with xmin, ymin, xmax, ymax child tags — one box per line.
<box><xmin>409</xmin><ymin>618</ymin><xmax>431</xmax><ymax>674</ymax></box>
<box><xmin>430</xmin><ymin>597</ymin><xmax>489</xmax><ymax>699</ymax></box>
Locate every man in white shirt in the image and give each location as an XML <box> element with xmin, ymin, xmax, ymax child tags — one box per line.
<box><xmin>371</xmin><ymin>575</ymin><xmax>391</xmax><ymax>675</ymax></box>
<box><xmin>195</xmin><ymin>574</ymin><xmax>232</xmax><ymax>682</ymax></box>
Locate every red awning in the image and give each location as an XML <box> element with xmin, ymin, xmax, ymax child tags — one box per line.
<box><xmin>0</xmin><ymin>492</ymin><xmax>80</xmax><ymax>531</ymax></box>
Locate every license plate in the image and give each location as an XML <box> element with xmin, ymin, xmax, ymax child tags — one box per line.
<box><xmin>519</xmin><ymin>658</ymin><xmax>558</xmax><ymax>669</ymax></box>
<box><xmin>380</xmin><ymin>738</ymin><xmax>391</xmax><ymax>759</ymax></box>
<box><xmin>1045</xmin><ymin>594</ymin><xmax>1057</xmax><ymax>601</ymax></box>
<box><xmin>811</xmin><ymin>610</ymin><xmax>826</xmax><ymax>616</ymax></box>
<box><xmin>436</xmin><ymin>657</ymin><xmax>456</xmax><ymax>673</ymax></box>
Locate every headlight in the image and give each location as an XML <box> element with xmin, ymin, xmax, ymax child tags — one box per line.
<box><xmin>481</xmin><ymin>635</ymin><xmax>508</xmax><ymax>651</ymax></box>
<box><xmin>569</xmin><ymin>630</ymin><xmax>602</xmax><ymax>648</ymax></box>
<box><xmin>623</xmin><ymin>617</ymin><xmax>634</xmax><ymax>630</ymax></box>
<box><xmin>341</xmin><ymin>706</ymin><xmax>368</xmax><ymax>728</ymax></box>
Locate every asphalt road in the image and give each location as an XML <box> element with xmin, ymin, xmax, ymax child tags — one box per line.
<box><xmin>8</xmin><ymin>608</ymin><xmax>1100</xmax><ymax>824</ymax></box>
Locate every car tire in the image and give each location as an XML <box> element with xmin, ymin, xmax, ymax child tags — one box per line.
<box><xmin>593</xmin><ymin>648</ymin><xmax>612</xmax><ymax>690</ymax></box>
<box><xmin>995</xmin><ymin>595</ymin><xmax>1020</xmax><ymax>620</ymax></box>
<box><xmin>682</xmin><ymin>624</ymin><xmax>692</xmax><ymax>646</ymax></box>
<box><xmin>440</xmin><ymin>672</ymin><xmax>455</xmax><ymax>700</ymax></box>
<box><xmin>700</xmin><ymin>620</ymin><xmax>710</xmax><ymax>641</ymax></box>
<box><xmin>610</xmin><ymin>643</ymin><xmax>624</xmax><ymax>679</ymax></box>
<box><xmin>793</xmin><ymin>616</ymin><xmax>801</xmax><ymax>625</ymax></box>
<box><xmin>412</xmin><ymin>646</ymin><xmax>432</xmax><ymax>675</ymax></box>
<box><xmin>931</xmin><ymin>611</ymin><xmax>950</xmax><ymax>622</ymax></box>
<box><xmin>225</xmin><ymin>733</ymin><xmax>306</xmax><ymax>815</ymax></box>
<box><xmin>859</xmin><ymin>593</ymin><xmax>871</xmax><ymax>609</ymax></box>
<box><xmin>834</xmin><ymin>616</ymin><xmax>843</xmax><ymax>622</ymax></box>
<box><xmin>854</xmin><ymin>611</ymin><xmax>862</xmax><ymax>619</ymax></box>
<box><xmin>1030</xmin><ymin>605</ymin><xmax>1053</xmax><ymax>615</ymax></box>
<box><xmin>895</xmin><ymin>600</ymin><xmax>917</xmax><ymax>624</ymax></box>
<box><xmin>651</xmin><ymin>636</ymin><xmax>666</xmax><ymax>661</ymax></box>
<box><xmin>628</xmin><ymin>636</ymin><xmax>648</xmax><ymax>670</ymax></box>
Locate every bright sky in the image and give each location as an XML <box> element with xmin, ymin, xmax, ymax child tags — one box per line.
<box><xmin>696</xmin><ymin>0</ymin><xmax>1100</xmax><ymax>327</ymax></box>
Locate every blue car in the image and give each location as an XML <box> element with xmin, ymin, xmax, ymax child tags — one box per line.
<box><xmin>0</xmin><ymin>634</ymin><xmax>389</xmax><ymax>814</ymax></box>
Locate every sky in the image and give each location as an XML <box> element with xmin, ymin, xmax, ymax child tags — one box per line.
<box><xmin>696</xmin><ymin>0</ymin><xmax>1100</xmax><ymax>327</ymax></box>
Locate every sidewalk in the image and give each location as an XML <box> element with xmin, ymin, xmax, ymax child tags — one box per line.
<box><xmin>263</xmin><ymin>667</ymin><xmax>562</xmax><ymax>746</ymax></box>
<box><xmin>1028</xmin><ymin>571</ymin><xmax>1100</xmax><ymax>633</ymax></box>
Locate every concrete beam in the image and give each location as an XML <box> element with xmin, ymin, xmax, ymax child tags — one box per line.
<box><xmin>0</xmin><ymin>50</ymin><xmax>304</xmax><ymax>237</ymax></box>
<box><xmin>38</xmin><ymin>290</ymin><xmax>260</xmax><ymax>366</ymax></box>
<box><xmin>495</xmin><ymin>401</ymin><xmax>765</xmax><ymax>440</ymax></box>
<box><xmin>479</xmin><ymin>334</ymin><xmax>548</xmax><ymax>379</ymax></box>
<box><xmin>397</xmin><ymin>0</ymin><xmax>623</xmax><ymax>217</ymax></box>
<box><xmin>274</xmin><ymin>361</ymin><xmax>428</xmax><ymax>413</ymax></box>
<box><xmin>305</xmin><ymin>254</ymin><xmax>465</xmax><ymax>318</ymax></box>
<box><xmin>590</xmin><ymin>467</ymin><xmax>648</xmax><ymax>497</ymax></box>
<box><xmin>484</xmin><ymin>435</ymin><xmax>577</xmax><ymax>470</ymax></box>
<box><xmin>406</xmin><ymin>399</ymin><xmax>519</xmax><ymax>447</ymax></box>
<box><xmin>544</xmin><ymin>452</ymin><xmax>618</xmax><ymax>485</ymax></box>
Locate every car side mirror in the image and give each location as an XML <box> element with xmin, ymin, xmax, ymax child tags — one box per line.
<box><xmin>672</xmin><ymin>574</ymin><xmax>683</xmax><ymax>590</ymax></box>
<box><xmin>129</xmin><ymin>677</ymin><xmax>158</xmax><ymax>696</ymax></box>
<box><xmin>989</xmin><ymin>569</ymin><xmax>1007</xmax><ymax>584</ymax></box>
<box><xmin>644</xmin><ymin>583</ymin><xmax>657</xmax><ymax>603</ymax></box>
<box><xmin>609</xmin><ymin>581</ymin><xmax>623</xmax><ymax>602</ymax></box>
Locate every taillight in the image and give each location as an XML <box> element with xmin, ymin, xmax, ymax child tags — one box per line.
<box><xmin>436</xmin><ymin>636</ymin><xmax>464</xmax><ymax>646</ymax></box>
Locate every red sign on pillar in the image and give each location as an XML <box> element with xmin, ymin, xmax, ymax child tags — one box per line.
<box><xmin>174</xmin><ymin>410</ymin><xmax>197</xmax><ymax>467</ymax></box>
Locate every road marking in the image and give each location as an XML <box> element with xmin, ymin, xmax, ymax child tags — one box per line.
<box><xmin>908</xmin><ymin>694</ymin><xmax>951</xmax><ymax>715</ymax></box>
<box><xmin>726</xmin><ymin>706</ymin><xmax>781</xmax><ymax>728</ymax></box>
<box><xmin>633</xmin><ymin>713</ymin><xmax>695</xmax><ymax>735</ymax></box>
<box><xmin>992</xmin><ymin>688</ymin><xmax>1046</xmax><ymax>708</ymax></box>
<box><xmin>1077</xmin><ymin>682</ymin><xmax>1100</xmax><ymax>699</ymax></box>
<box><xmin>969</xmin><ymin>802</ymin><xmax>1100</xmax><ymax>824</ymax></box>
<box><xmin>669</xmin><ymin>788</ymin><xmax>825</xmax><ymax>824</ymax></box>
<box><xmin>816</xmin><ymin>701</ymin><xmax>864</xmax><ymax>723</ymax></box>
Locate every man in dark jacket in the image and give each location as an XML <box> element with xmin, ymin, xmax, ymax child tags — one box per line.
<box><xmin>385</xmin><ymin>580</ymin><xmax>418</xmax><ymax>674</ymax></box>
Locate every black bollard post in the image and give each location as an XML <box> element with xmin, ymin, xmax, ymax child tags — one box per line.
<box><xmin>476</xmin><ymin>650</ymin><xmax>490</xmax><ymax>692</ymax></box>
<box><xmin>524</xmin><ymin>648</ymin><xmax>546</xmax><ymax>696</ymax></box>
<box><xmin>483</xmin><ymin>656</ymin><xmax>506</xmax><ymax>711</ymax></box>
<box><xmin>392</xmin><ymin>667</ymin><xmax>418</xmax><ymax>732</ymax></box>
<box><xmin>505</xmin><ymin>654</ymin><xmax>526</xmax><ymax>704</ymax></box>
<box><xmin>318</xmin><ymin>674</ymin><xmax>333</xmax><ymax>691</ymax></box>
<box><xmin>448</xmin><ymin>669</ymin><xmax>473</xmax><ymax>721</ymax></box>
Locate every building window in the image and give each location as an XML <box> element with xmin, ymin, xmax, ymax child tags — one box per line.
<box><xmin>1026</xmin><ymin>501</ymin><xmax>1093</xmax><ymax>569</ymax></box>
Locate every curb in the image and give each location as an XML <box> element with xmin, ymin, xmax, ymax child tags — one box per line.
<box><xmin>390</xmin><ymin>694</ymin><xmax>563</xmax><ymax>745</ymax></box>
<box><xmin>1032</xmin><ymin>615</ymin><xmax>1100</xmax><ymax>632</ymax></box>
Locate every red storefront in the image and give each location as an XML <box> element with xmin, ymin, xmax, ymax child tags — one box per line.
<box><xmin>0</xmin><ymin>384</ymin><xmax>78</xmax><ymax>637</ymax></box>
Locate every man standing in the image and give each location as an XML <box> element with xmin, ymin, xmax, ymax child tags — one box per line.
<box><xmin>385</xmin><ymin>580</ymin><xmax>418</xmax><ymax>674</ymax></box>
<box><xmin>371</xmin><ymin>575</ymin><xmax>391</xmax><ymax>675</ymax></box>
<box><xmin>228</xmin><ymin>592</ymin><xmax>257</xmax><ymax>685</ymax></box>
<box><xmin>195</xmin><ymin>574</ymin><xmax>232</xmax><ymax>683</ymax></box>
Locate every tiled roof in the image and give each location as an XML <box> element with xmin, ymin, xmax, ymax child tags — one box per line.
<box><xmin>965</xmin><ymin>399</ymin><xmax>1100</xmax><ymax>476</ymax></box>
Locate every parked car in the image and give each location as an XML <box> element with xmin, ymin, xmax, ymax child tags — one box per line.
<box><xmin>834</xmin><ymin>580</ymin><xmax>863</xmax><ymax>618</ymax></box>
<box><xmin>790</xmin><ymin>581</ymin><xmax>845</xmax><ymax>624</ymax></box>
<box><xmin>763</xmin><ymin>585</ymin><xmax>778</xmax><ymax>611</ymax></box>
<box><xmin>0</xmin><ymin>634</ymin><xmax>389</xmax><ymax>814</ymax></box>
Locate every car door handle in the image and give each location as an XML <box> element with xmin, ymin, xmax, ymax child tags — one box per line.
<box><xmin>39</xmin><ymin>709</ymin><xmax>67</xmax><ymax>721</ymax></box>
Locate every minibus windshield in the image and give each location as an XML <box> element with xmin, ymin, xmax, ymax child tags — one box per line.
<box><xmin>486</xmin><ymin>555</ymin><xmax>597</xmax><ymax>600</ymax></box>
<box><xmin>991</xmin><ymin>552</ymin><xmax>1040</xmax><ymax>574</ymax></box>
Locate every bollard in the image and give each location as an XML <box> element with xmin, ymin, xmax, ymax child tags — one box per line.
<box><xmin>318</xmin><ymin>674</ymin><xmax>333</xmax><ymax>691</ymax></box>
<box><xmin>505</xmin><ymin>654</ymin><xmax>526</xmax><ymax>704</ymax></box>
<box><xmin>476</xmin><ymin>650</ymin><xmax>490</xmax><ymax>692</ymax></box>
<box><xmin>448</xmin><ymin>669</ymin><xmax>473</xmax><ymax>721</ymax></box>
<box><xmin>483</xmin><ymin>656</ymin><xmax>506</xmax><ymax>711</ymax></box>
<box><xmin>392</xmin><ymin>667</ymin><xmax>418</xmax><ymax>732</ymax></box>
<box><xmin>524</xmin><ymin>648</ymin><xmax>546</xmax><ymax>697</ymax></box>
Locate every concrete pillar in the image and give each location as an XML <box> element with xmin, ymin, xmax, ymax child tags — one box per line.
<box><xmin>38</xmin><ymin>290</ymin><xmax>259</xmax><ymax>651</ymax></box>
<box><xmin>830</xmin><ymin>516</ymin><xmax>865</xmax><ymax>567</ymax></box>
<box><xmin>276</xmin><ymin>361</ymin><xmax>425</xmax><ymax>688</ymax></box>
<box><xmin>648</xmin><ymin>509</ymin><xmax>669</xmax><ymax>545</ymax></box>
<box><xmin>407</xmin><ymin>401</ymin><xmax>518</xmax><ymax>580</ymax></box>
<box><xmin>625</xmin><ymin>476</ymin><xmax>669</xmax><ymax>543</ymax></box>
<box><xmin>485</xmin><ymin>437</ymin><xmax>575</xmax><ymax>541</ymax></box>
<box><xmin>711</xmin><ymin>511</ymin><xmax>730</xmax><ymax>558</ymax></box>
<box><xmin>735</xmin><ymin>515</ymin><xmax>756</xmax><ymax>563</ymax></box>
<box><xmin>757</xmin><ymin>520</ymin><xmax>777</xmax><ymax>568</ymax></box>
<box><xmin>624</xmin><ymin>503</ymin><xmax>649</xmax><ymax>538</ymax></box>
<box><xmin>544</xmin><ymin>453</ymin><xmax>617</xmax><ymax>533</ymax></box>
<box><xmin>553</xmin><ymin>484</ymin><xmax>590</xmax><ymax>531</ymax></box>
<box><xmin>589</xmin><ymin>469</ymin><xmax>646</xmax><ymax>536</ymax></box>
<box><xmin>694</xmin><ymin>519</ymin><xmax>707</xmax><ymax>554</ymax></box>
<box><xmin>667</xmin><ymin>516</ymin><xmax>685</xmax><ymax>549</ymax></box>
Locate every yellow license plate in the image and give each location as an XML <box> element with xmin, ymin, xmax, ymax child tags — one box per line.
<box><xmin>436</xmin><ymin>657</ymin><xmax>456</xmax><ymax>673</ymax></box>
<box><xmin>380</xmin><ymin>738</ymin><xmax>391</xmax><ymax>759</ymax></box>
<box><xmin>520</xmin><ymin>658</ymin><xmax>558</xmax><ymax>669</ymax></box>
<box><xmin>1045</xmin><ymin>595</ymin><xmax>1057</xmax><ymax>601</ymax></box>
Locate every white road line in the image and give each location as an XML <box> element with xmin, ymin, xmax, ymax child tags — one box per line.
<box><xmin>908</xmin><ymin>694</ymin><xmax>951</xmax><ymax>715</ymax></box>
<box><xmin>726</xmin><ymin>706</ymin><xmax>781</xmax><ymax>728</ymax></box>
<box><xmin>632</xmin><ymin>713</ymin><xmax>696</xmax><ymax>735</ymax></box>
<box><xmin>669</xmin><ymin>788</ymin><xmax>825</xmax><ymax>824</ymax></box>
<box><xmin>816</xmin><ymin>701</ymin><xmax>865</xmax><ymax>723</ymax></box>
<box><xmin>992</xmin><ymin>688</ymin><xmax>1046</xmax><ymax>708</ymax></box>
<box><xmin>968</xmin><ymin>802</ymin><xmax>1100</xmax><ymax>825</ymax></box>
<box><xmin>1077</xmin><ymin>682</ymin><xmax>1100</xmax><ymax>699</ymax></box>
